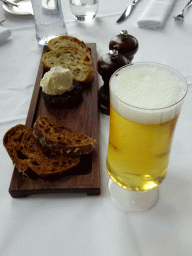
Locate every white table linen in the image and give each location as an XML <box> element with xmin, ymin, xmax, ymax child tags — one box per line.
<box><xmin>0</xmin><ymin>25</ymin><xmax>11</xmax><ymax>41</ymax></box>
<box><xmin>1</xmin><ymin>0</ymin><xmax>192</xmax><ymax>255</ymax></box>
<box><xmin>137</xmin><ymin>0</ymin><xmax>176</xmax><ymax>29</ymax></box>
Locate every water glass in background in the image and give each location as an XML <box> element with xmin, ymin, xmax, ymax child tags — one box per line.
<box><xmin>31</xmin><ymin>0</ymin><xmax>67</xmax><ymax>45</ymax></box>
<box><xmin>69</xmin><ymin>0</ymin><xmax>99</xmax><ymax>21</ymax></box>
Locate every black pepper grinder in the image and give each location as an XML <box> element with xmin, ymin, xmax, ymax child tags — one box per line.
<box><xmin>109</xmin><ymin>30</ymin><xmax>139</xmax><ymax>63</ymax></box>
<box><xmin>97</xmin><ymin>49</ymin><xmax>128</xmax><ymax>115</ymax></box>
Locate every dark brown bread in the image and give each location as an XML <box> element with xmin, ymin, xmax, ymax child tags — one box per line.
<box><xmin>33</xmin><ymin>116</ymin><xmax>96</xmax><ymax>156</ymax></box>
<box><xmin>3</xmin><ymin>124</ymin><xmax>80</xmax><ymax>177</ymax></box>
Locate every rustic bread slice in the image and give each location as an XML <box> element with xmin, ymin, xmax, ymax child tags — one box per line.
<box><xmin>3</xmin><ymin>124</ymin><xmax>80</xmax><ymax>177</ymax></box>
<box><xmin>48</xmin><ymin>36</ymin><xmax>92</xmax><ymax>61</ymax></box>
<box><xmin>41</xmin><ymin>47</ymin><xmax>93</xmax><ymax>83</ymax></box>
<box><xmin>33</xmin><ymin>116</ymin><xmax>96</xmax><ymax>156</ymax></box>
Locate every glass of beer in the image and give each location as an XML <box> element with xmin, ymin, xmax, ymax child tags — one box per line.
<box><xmin>107</xmin><ymin>62</ymin><xmax>188</xmax><ymax>212</ymax></box>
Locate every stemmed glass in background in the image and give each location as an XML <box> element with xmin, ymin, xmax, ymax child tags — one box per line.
<box><xmin>69</xmin><ymin>0</ymin><xmax>99</xmax><ymax>21</ymax></box>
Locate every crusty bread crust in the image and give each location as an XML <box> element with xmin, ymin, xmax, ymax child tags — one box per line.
<box><xmin>3</xmin><ymin>124</ymin><xmax>80</xmax><ymax>177</ymax></box>
<box><xmin>33</xmin><ymin>116</ymin><xmax>96</xmax><ymax>156</ymax></box>
<box><xmin>48</xmin><ymin>36</ymin><xmax>92</xmax><ymax>61</ymax></box>
<box><xmin>41</xmin><ymin>47</ymin><xmax>93</xmax><ymax>84</ymax></box>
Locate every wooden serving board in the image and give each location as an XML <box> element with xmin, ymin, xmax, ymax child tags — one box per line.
<box><xmin>9</xmin><ymin>43</ymin><xmax>100</xmax><ymax>198</ymax></box>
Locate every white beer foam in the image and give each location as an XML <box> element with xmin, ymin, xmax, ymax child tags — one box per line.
<box><xmin>110</xmin><ymin>63</ymin><xmax>187</xmax><ymax>124</ymax></box>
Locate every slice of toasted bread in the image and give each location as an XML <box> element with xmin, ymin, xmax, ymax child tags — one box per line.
<box><xmin>33</xmin><ymin>116</ymin><xmax>96</xmax><ymax>156</ymax></box>
<box><xmin>3</xmin><ymin>124</ymin><xmax>80</xmax><ymax>177</ymax></box>
<box><xmin>48</xmin><ymin>36</ymin><xmax>92</xmax><ymax>61</ymax></box>
<box><xmin>41</xmin><ymin>47</ymin><xmax>93</xmax><ymax>84</ymax></box>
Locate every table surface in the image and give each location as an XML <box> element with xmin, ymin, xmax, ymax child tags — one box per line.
<box><xmin>1</xmin><ymin>0</ymin><xmax>192</xmax><ymax>255</ymax></box>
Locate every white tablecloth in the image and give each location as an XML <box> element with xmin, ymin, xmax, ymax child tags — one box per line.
<box><xmin>1</xmin><ymin>0</ymin><xmax>192</xmax><ymax>255</ymax></box>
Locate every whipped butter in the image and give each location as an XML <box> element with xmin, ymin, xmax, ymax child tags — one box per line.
<box><xmin>40</xmin><ymin>66</ymin><xmax>73</xmax><ymax>95</ymax></box>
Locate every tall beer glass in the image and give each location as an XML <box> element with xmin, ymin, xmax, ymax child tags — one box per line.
<box><xmin>107</xmin><ymin>63</ymin><xmax>188</xmax><ymax>211</ymax></box>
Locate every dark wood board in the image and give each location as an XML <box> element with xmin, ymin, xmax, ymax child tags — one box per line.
<box><xmin>9</xmin><ymin>43</ymin><xmax>100</xmax><ymax>198</ymax></box>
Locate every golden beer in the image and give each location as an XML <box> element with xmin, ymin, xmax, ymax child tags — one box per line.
<box><xmin>107</xmin><ymin>63</ymin><xmax>187</xmax><ymax>192</ymax></box>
